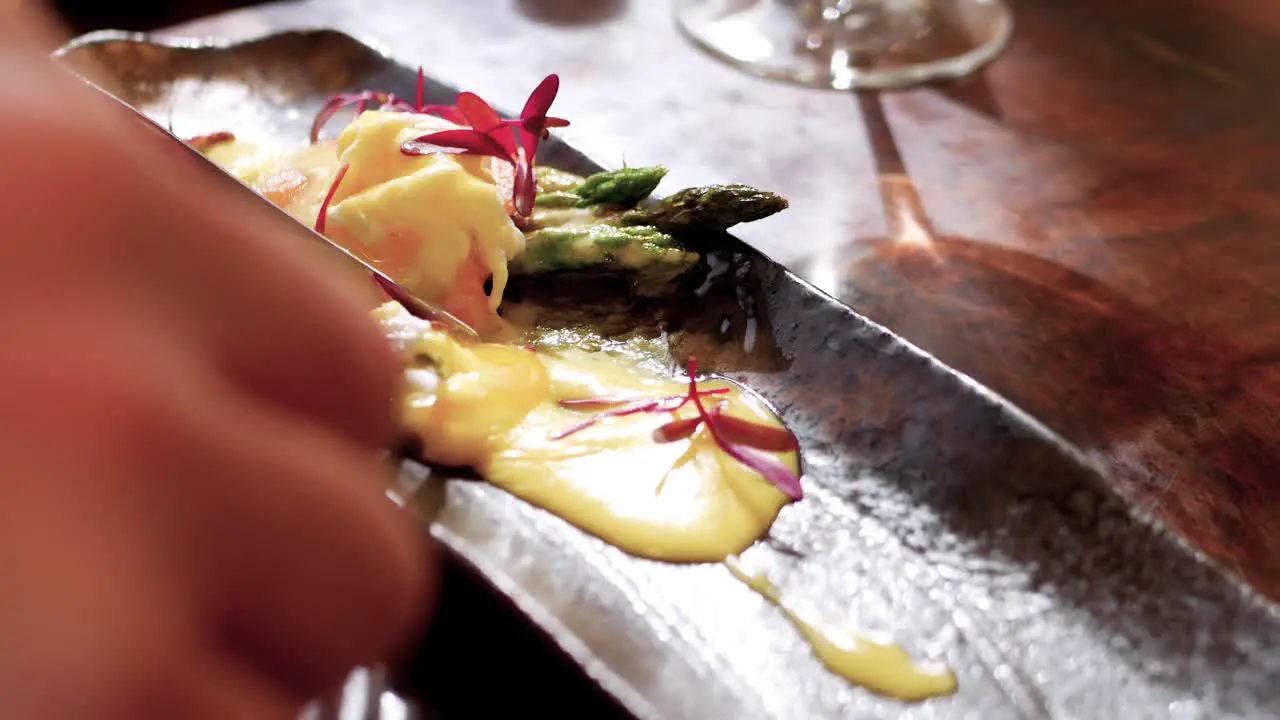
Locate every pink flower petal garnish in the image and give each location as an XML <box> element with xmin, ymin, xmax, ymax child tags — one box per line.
<box><xmin>404</xmin><ymin>129</ymin><xmax>511</xmax><ymax>160</ymax></box>
<box><xmin>707</xmin><ymin>407</ymin><xmax>800</xmax><ymax>452</ymax></box>
<box><xmin>456</xmin><ymin>91</ymin><xmax>506</xmax><ymax>135</ymax></box>
<box><xmin>521</xmin><ymin>74</ymin><xmax>560</xmax><ymax>123</ymax></box>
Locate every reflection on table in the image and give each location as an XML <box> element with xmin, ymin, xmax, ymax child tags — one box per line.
<box><xmin>159</xmin><ymin>0</ymin><xmax>1280</xmax><ymax>601</ymax></box>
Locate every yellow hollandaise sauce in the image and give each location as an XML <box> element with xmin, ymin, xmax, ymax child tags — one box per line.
<box><xmin>205</xmin><ymin>112</ymin><xmax>524</xmax><ymax>337</ymax></box>
<box><xmin>205</xmin><ymin>138</ymin><xmax>341</xmax><ymax>221</ymax></box>
<box><xmin>375</xmin><ymin>301</ymin><xmax>797</xmax><ymax>563</ymax></box>
<box><xmin>724</xmin><ymin>557</ymin><xmax>958</xmax><ymax>702</ymax></box>
<box><xmin>200</xmin><ymin>101</ymin><xmax>959</xmax><ymax>700</ymax></box>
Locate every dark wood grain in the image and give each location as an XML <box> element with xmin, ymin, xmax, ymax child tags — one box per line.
<box><xmin>153</xmin><ymin>0</ymin><xmax>1280</xmax><ymax>605</ymax></box>
<box><xmin>50</xmin><ymin>0</ymin><xmax>265</xmax><ymax>34</ymax></box>
<box><xmin>812</xmin><ymin>0</ymin><xmax>1280</xmax><ymax>597</ymax></box>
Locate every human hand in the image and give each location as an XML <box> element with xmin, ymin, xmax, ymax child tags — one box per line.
<box><xmin>0</xmin><ymin>11</ymin><xmax>434</xmax><ymax>719</ymax></box>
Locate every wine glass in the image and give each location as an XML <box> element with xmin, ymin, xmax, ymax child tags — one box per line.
<box><xmin>675</xmin><ymin>0</ymin><xmax>1014</xmax><ymax>90</ymax></box>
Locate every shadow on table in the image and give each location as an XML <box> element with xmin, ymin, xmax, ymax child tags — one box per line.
<box><xmin>796</xmin><ymin>89</ymin><xmax>1280</xmax><ymax>597</ymax></box>
<box><xmin>50</xmin><ymin>0</ymin><xmax>271</xmax><ymax>34</ymax></box>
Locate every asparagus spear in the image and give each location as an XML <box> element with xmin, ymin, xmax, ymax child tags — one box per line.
<box><xmin>570</xmin><ymin>166</ymin><xmax>668</xmax><ymax>207</ymax></box>
<box><xmin>533</xmin><ymin>191</ymin><xmax>584</xmax><ymax>209</ymax></box>
<box><xmin>535</xmin><ymin>166</ymin><xmax>669</xmax><ymax>209</ymax></box>
<box><xmin>512</xmin><ymin>224</ymin><xmax>699</xmax><ymax>275</ymax></box>
<box><xmin>535</xmin><ymin>166</ymin><xmax>586</xmax><ymax>194</ymax></box>
<box><xmin>620</xmin><ymin>184</ymin><xmax>789</xmax><ymax>232</ymax></box>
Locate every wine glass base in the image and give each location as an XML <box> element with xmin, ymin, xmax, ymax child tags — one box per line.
<box><xmin>675</xmin><ymin>0</ymin><xmax>1014</xmax><ymax>90</ymax></box>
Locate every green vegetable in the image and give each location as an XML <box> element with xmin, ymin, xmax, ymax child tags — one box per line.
<box><xmin>535</xmin><ymin>166</ymin><xmax>586</xmax><ymax>194</ymax></box>
<box><xmin>620</xmin><ymin>184</ymin><xmax>788</xmax><ymax>232</ymax></box>
<box><xmin>512</xmin><ymin>224</ymin><xmax>699</xmax><ymax>275</ymax></box>
<box><xmin>534</xmin><ymin>191</ymin><xmax>584</xmax><ymax>208</ymax></box>
<box><xmin>570</xmin><ymin>166</ymin><xmax>668</xmax><ymax>208</ymax></box>
<box><xmin>529</xmin><ymin>203</ymin><xmax>623</xmax><ymax>231</ymax></box>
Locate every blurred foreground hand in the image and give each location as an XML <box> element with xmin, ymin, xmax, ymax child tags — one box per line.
<box><xmin>0</xmin><ymin>7</ymin><xmax>436</xmax><ymax>718</ymax></box>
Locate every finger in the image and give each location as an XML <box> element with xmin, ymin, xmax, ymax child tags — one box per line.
<box><xmin>134</xmin><ymin>365</ymin><xmax>437</xmax><ymax>700</ymax></box>
<box><xmin>121</xmin><ymin>109</ymin><xmax>402</xmax><ymax>452</ymax></box>
<box><xmin>0</xmin><ymin>1</ymin><xmax>65</xmax><ymax>50</ymax></box>
<box><xmin>203</xmin><ymin>407</ymin><xmax>439</xmax><ymax>700</ymax></box>
<box><xmin>182</xmin><ymin>655</ymin><xmax>305</xmax><ymax>720</ymax></box>
<box><xmin>0</xmin><ymin>462</ymin><xmax>190</xmax><ymax>720</ymax></box>
<box><xmin>121</xmin><ymin>146</ymin><xmax>403</xmax><ymax>453</ymax></box>
<box><xmin>0</xmin><ymin>72</ymin><xmax>400</xmax><ymax>453</ymax></box>
<box><xmin>0</xmin><ymin>298</ymin><xmax>429</xmax><ymax>709</ymax></box>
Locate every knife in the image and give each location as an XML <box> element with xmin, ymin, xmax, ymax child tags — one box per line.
<box><xmin>83</xmin><ymin>84</ymin><xmax>489</xmax><ymax>719</ymax></box>
<box><xmin>85</xmin><ymin>79</ymin><xmax>480</xmax><ymax>341</ymax></box>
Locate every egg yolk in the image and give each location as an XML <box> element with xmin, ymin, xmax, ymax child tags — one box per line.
<box><xmin>205</xmin><ymin>112</ymin><xmax>524</xmax><ymax>336</ymax></box>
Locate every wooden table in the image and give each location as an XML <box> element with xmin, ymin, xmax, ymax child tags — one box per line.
<box><xmin>157</xmin><ymin>0</ymin><xmax>1280</xmax><ymax>600</ymax></box>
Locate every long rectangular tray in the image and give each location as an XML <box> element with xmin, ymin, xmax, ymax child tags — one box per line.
<box><xmin>55</xmin><ymin>28</ymin><xmax>1280</xmax><ymax>720</ymax></box>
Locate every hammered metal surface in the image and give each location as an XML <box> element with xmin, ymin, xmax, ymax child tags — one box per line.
<box><xmin>54</xmin><ymin>30</ymin><xmax>1280</xmax><ymax>720</ymax></box>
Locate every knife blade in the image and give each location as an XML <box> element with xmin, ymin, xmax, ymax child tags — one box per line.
<box><xmin>85</xmin><ymin>79</ymin><xmax>480</xmax><ymax>341</ymax></box>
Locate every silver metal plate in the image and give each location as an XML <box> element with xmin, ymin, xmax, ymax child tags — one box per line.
<box><xmin>55</xmin><ymin>29</ymin><xmax>1280</xmax><ymax>720</ymax></box>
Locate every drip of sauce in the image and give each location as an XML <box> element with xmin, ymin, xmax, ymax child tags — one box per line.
<box><xmin>723</xmin><ymin>557</ymin><xmax>958</xmax><ymax>701</ymax></box>
<box><xmin>378</xmin><ymin>304</ymin><xmax>955</xmax><ymax>700</ymax></box>
<box><xmin>207</xmin><ymin>129</ymin><xmax>953</xmax><ymax>703</ymax></box>
<box><xmin>376</xmin><ymin>303</ymin><xmax>798</xmax><ymax>562</ymax></box>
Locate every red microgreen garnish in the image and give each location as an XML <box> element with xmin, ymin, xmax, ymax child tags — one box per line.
<box><xmin>310</xmin><ymin>67</ymin><xmax>466</xmax><ymax>143</ymax></box>
<box><xmin>184</xmin><ymin>131</ymin><xmax>235</xmax><ymax>152</ymax></box>
<box><xmin>314</xmin><ymin>163</ymin><xmax>349</xmax><ymax>235</ymax></box>
<box><xmin>508</xmin><ymin>74</ymin><xmax>572</xmax><ymax>139</ymax></box>
<box><xmin>307</xmin><ymin>71</ymin><xmax>570</xmax><ymax>222</ymax></box>
<box><xmin>456</xmin><ymin>91</ymin><xmax>505</xmax><ymax>133</ymax></box>
<box><xmin>370</xmin><ymin>272</ymin><xmax>428</xmax><ymax>315</ymax></box>
<box><xmin>311</xmin><ymin>91</ymin><xmax>416</xmax><ymax>143</ymax></box>
<box><xmin>557</xmin><ymin>390</ymin><xmax>729</xmax><ymax>412</ymax></box>
<box><xmin>415</xmin><ymin>67</ymin><xmax>425</xmax><ymax>114</ymax></box>
<box><xmin>653</xmin><ymin>416</ymin><xmax>703</xmax><ymax>443</ymax></box>
<box><xmin>701</xmin><ymin>404</ymin><xmax>800</xmax><ymax>452</ymax></box>
<box><xmin>683</xmin><ymin>360</ymin><xmax>803</xmax><ymax>499</ymax></box>
<box><xmin>555</xmin><ymin>358</ymin><xmax>803</xmax><ymax>500</ymax></box>
<box><xmin>402</xmin><ymin>128</ymin><xmax>510</xmax><ymax>159</ymax></box>
<box><xmin>312</xmin><ymin>164</ymin><xmax>412</xmax><ymax>310</ymax></box>
<box><xmin>401</xmin><ymin>74</ymin><xmax>569</xmax><ymax>220</ymax></box>
<box><xmin>711</xmin><ymin>438</ymin><xmax>803</xmax><ymax>500</ymax></box>
<box><xmin>554</xmin><ymin>398</ymin><xmax>674</xmax><ymax>440</ymax></box>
